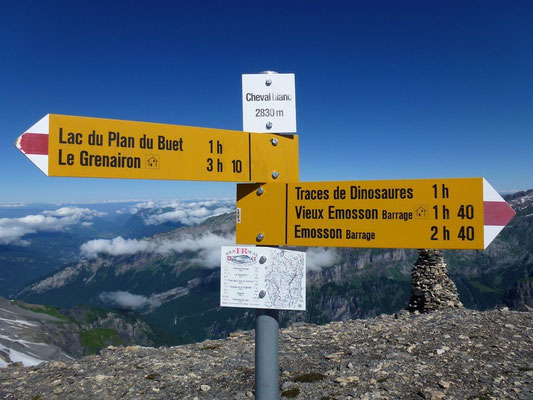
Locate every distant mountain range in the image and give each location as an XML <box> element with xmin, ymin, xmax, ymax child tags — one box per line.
<box><xmin>17</xmin><ymin>212</ymin><xmax>237</xmax><ymax>345</ymax></box>
<box><xmin>0</xmin><ymin>202</ymin><xmax>124</xmax><ymax>297</ymax></box>
<box><xmin>13</xmin><ymin>190</ymin><xmax>533</xmax><ymax>347</ymax></box>
<box><xmin>0</xmin><ymin>199</ymin><xmax>231</xmax><ymax>297</ymax></box>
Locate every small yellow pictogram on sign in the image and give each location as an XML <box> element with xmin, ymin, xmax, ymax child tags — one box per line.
<box><xmin>146</xmin><ymin>155</ymin><xmax>160</xmax><ymax>169</ymax></box>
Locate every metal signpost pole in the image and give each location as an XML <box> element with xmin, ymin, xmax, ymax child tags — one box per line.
<box><xmin>255</xmin><ymin>307</ymin><xmax>279</xmax><ymax>399</ymax></box>
<box><xmin>255</xmin><ymin>70</ymin><xmax>280</xmax><ymax>400</ymax></box>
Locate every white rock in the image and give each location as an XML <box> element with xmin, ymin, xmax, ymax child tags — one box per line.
<box><xmin>438</xmin><ymin>380</ymin><xmax>451</xmax><ymax>389</ymax></box>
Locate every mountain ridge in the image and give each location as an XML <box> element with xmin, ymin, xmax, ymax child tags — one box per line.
<box><xmin>13</xmin><ymin>190</ymin><xmax>533</xmax><ymax>346</ymax></box>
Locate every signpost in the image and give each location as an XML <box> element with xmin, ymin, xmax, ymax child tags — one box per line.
<box><xmin>242</xmin><ymin>71</ymin><xmax>298</xmax><ymax>400</ymax></box>
<box><xmin>15</xmin><ymin>114</ymin><xmax>299</xmax><ymax>183</ymax></box>
<box><xmin>15</xmin><ymin>71</ymin><xmax>516</xmax><ymax>400</ymax></box>
<box><xmin>236</xmin><ymin>178</ymin><xmax>516</xmax><ymax>249</ymax></box>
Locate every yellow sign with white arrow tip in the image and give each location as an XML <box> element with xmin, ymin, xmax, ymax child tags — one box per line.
<box><xmin>15</xmin><ymin>114</ymin><xmax>299</xmax><ymax>183</ymax></box>
<box><xmin>236</xmin><ymin>178</ymin><xmax>515</xmax><ymax>250</ymax></box>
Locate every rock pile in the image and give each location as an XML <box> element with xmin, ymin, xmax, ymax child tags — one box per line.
<box><xmin>1</xmin><ymin>308</ymin><xmax>532</xmax><ymax>399</ymax></box>
<box><xmin>408</xmin><ymin>249</ymin><xmax>463</xmax><ymax>313</ymax></box>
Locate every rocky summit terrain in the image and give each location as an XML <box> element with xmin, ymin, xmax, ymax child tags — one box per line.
<box><xmin>0</xmin><ymin>308</ymin><xmax>531</xmax><ymax>399</ymax></box>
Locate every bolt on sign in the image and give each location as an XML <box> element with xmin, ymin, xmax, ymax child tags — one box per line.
<box><xmin>15</xmin><ymin>114</ymin><xmax>299</xmax><ymax>182</ymax></box>
<box><xmin>242</xmin><ymin>73</ymin><xmax>296</xmax><ymax>134</ymax></box>
<box><xmin>236</xmin><ymin>178</ymin><xmax>516</xmax><ymax>250</ymax></box>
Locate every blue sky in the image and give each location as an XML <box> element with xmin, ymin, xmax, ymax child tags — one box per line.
<box><xmin>1</xmin><ymin>0</ymin><xmax>532</xmax><ymax>203</ymax></box>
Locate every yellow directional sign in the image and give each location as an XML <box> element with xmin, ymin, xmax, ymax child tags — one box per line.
<box><xmin>16</xmin><ymin>114</ymin><xmax>299</xmax><ymax>182</ymax></box>
<box><xmin>236</xmin><ymin>178</ymin><xmax>515</xmax><ymax>250</ymax></box>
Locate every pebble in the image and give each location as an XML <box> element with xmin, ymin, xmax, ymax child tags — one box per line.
<box><xmin>438</xmin><ymin>380</ymin><xmax>451</xmax><ymax>389</ymax></box>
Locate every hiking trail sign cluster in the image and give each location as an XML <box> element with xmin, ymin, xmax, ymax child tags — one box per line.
<box><xmin>15</xmin><ymin>71</ymin><xmax>517</xmax><ymax>400</ymax></box>
<box><xmin>15</xmin><ymin>76</ymin><xmax>515</xmax><ymax>251</ymax></box>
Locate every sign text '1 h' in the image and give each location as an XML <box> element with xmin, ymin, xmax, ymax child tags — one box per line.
<box><xmin>236</xmin><ymin>178</ymin><xmax>516</xmax><ymax>250</ymax></box>
<box><xmin>15</xmin><ymin>114</ymin><xmax>299</xmax><ymax>182</ymax></box>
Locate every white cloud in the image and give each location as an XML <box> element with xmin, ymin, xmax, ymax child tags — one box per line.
<box><xmin>80</xmin><ymin>233</ymin><xmax>235</xmax><ymax>267</ymax></box>
<box><xmin>98</xmin><ymin>291</ymin><xmax>160</xmax><ymax>310</ymax></box>
<box><xmin>43</xmin><ymin>207</ymin><xmax>106</xmax><ymax>219</ymax></box>
<box><xmin>156</xmin><ymin>233</ymin><xmax>235</xmax><ymax>266</ymax></box>
<box><xmin>0</xmin><ymin>207</ymin><xmax>107</xmax><ymax>246</ymax></box>
<box><xmin>0</xmin><ymin>220</ymin><xmax>34</xmax><ymax>246</ymax></box>
<box><xmin>129</xmin><ymin>199</ymin><xmax>234</xmax><ymax>226</ymax></box>
<box><xmin>0</xmin><ymin>203</ymin><xmax>26</xmax><ymax>208</ymax></box>
<box><xmin>306</xmin><ymin>248</ymin><xmax>340</xmax><ymax>271</ymax></box>
<box><xmin>80</xmin><ymin>237</ymin><xmax>153</xmax><ymax>257</ymax></box>
<box><xmin>48</xmin><ymin>199</ymin><xmax>144</xmax><ymax>206</ymax></box>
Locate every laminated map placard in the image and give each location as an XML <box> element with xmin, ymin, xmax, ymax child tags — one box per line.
<box><xmin>220</xmin><ymin>246</ymin><xmax>306</xmax><ymax>310</ymax></box>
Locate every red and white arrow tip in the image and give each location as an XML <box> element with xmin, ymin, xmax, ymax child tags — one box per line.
<box><xmin>483</xmin><ymin>178</ymin><xmax>516</xmax><ymax>249</ymax></box>
<box><xmin>15</xmin><ymin>114</ymin><xmax>50</xmax><ymax>175</ymax></box>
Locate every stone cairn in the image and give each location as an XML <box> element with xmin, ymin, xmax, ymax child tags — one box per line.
<box><xmin>408</xmin><ymin>249</ymin><xmax>463</xmax><ymax>313</ymax></box>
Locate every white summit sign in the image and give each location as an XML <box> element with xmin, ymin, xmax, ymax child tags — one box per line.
<box><xmin>242</xmin><ymin>73</ymin><xmax>297</xmax><ymax>133</ymax></box>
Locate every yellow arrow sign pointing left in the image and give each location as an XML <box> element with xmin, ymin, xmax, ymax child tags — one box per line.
<box><xmin>15</xmin><ymin>114</ymin><xmax>299</xmax><ymax>183</ymax></box>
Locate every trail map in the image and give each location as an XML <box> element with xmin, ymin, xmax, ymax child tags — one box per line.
<box><xmin>220</xmin><ymin>246</ymin><xmax>306</xmax><ymax>311</ymax></box>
